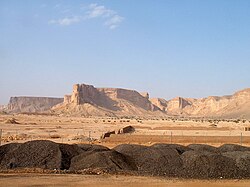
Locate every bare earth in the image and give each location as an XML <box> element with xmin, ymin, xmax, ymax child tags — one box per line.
<box><xmin>0</xmin><ymin>174</ymin><xmax>250</xmax><ymax>187</ymax></box>
<box><xmin>1</xmin><ymin>114</ymin><xmax>250</xmax><ymax>147</ymax></box>
<box><xmin>1</xmin><ymin>114</ymin><xmax>250</xmax><ymax>186</ymax></box>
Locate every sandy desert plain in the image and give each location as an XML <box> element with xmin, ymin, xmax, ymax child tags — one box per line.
<box><xmin>1</xmin><ymin>113</ymin><xmax>250</xmax><ymax>186</ymax></box>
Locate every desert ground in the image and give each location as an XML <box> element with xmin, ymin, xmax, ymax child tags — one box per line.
<box><xmin>0</xmin><ymin>113</ymin><xmax>250</xmax><ymax>147</ymax></box>
<box><xmin>1</xmin><ymin>113</ymin><xmax>250</xmax><ymax>186</ymax></box>
<box><xmin>1</xmin><ymin>173</ymin><xmax>250</xmax><ymax>187</ymax></box>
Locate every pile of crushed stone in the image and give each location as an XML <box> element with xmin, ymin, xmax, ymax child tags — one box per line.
<box><xmin>1</xmin><ymin>140</ymin><xmax>250</xmax><ymax>179</ymax></box>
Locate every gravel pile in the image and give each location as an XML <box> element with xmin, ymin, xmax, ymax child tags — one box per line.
<box><xmin>181</xmin><ymin>150</ymin><xmax>240</xmax><ymax>179</ymax></box>
<box><xmin>218</xmin><ymin>144</ymin><xmax>250</xmax><ymax>152</ymax></box>
<box><xmin>59</xmin><ymin>144</ymin><xmax>83</xmax><ymax>169</ymax></box>
<box><xmin>151</xmin><ymin>143</ymin><xmax>191</xmax><ymax>155</ymax></box>
<box><xmin>1</xmin><ymin>141</ymin><xmax>250</xmax><ymax>179</ymax></box>
<box><xmin>0</xmin><ymin>140</ymin><xmax>61</xmax><ymax>170</ymax></box>
<box><xmin>187</xmin><ymin>144</ymin><xmax>218</xmax><ymax>153</ymax></box>
<box><xmin>0</xmin><ymin>143</ymin><xmax>21</xmax><ymax>164</ymax></box>
<box><xmin>77</xmin><ymin>144</ymin><xmax>110</xmax><ymax>152</ymax></box>
<box><xmin>113</xmin><ymin>144</ymin><xmax>182</xmax><ymax>176</ymax></box>
<box><xmin>223</xmin><ymin>151</ymin><xmax>250</xmax><ymax>177</ymax></box>
<box><xmin>70</xmin><ymin>150</ymin><xmax>136</xmax><ymax>172</ymax></box>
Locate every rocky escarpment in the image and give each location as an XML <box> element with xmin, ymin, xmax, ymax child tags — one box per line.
<box><xmin>5</xmin><ymin>83</ymin><xmax>250</xmax><ymax>118</ymax></box>
<box><xmin>151</xmin><ymin>88</ymin><xmax>250</xmax><ymax>119</ymax></box>
<box><xmin>179</xmin><ymin>89</ymin><xmax>250</xmax><ymax>118</ymax></box>
<box><xmin>53</xmin><ymin>83</ymin><xmax>250</xmax><ymax>118</ymax></box>
<box><xmin>53</xmin><ymin>83</ymin><xmax>162</xmax><ymax>117</ymax></box>
<box><xmin>7</xmin><ymin>97</ymin><xmax>63</xmax><ymax>113</ymax></box>
<box><xmin>149</xmin><ymin>98</ymin><xmax>168</xmax><ymax>112</ymax></box>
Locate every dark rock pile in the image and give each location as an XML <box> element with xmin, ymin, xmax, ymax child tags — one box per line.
<box><xmin>218</xmin><ymin>144</ymin><xmax>250</xmax><ymax>152</ymax></box>
<box><xmin>181</xmin><ymin>151</ymin><xmax>240</xmax><ymax>178</ymax></box>
<box><xmin>187</xmin><ymin>144</ymin><xmax>218</xmax><ymax>153</ymax></box>
<box><xmin>70</xmin><ymin>150</ymin><xmax>136</xmax><ymax>172</ymax></box>
<box><xmin>113</xmin><ymin>144</ymin><xmax>182</xmax><ymax>176</ymax></box>
<box><xmin>0</xmin><ymin>140</ymin><xmax>61</xmax><ymax>169</ymax></box>
<box><xmin>1</xmin><ymin>140</ymin><xmax>250</xmax><ymax>179</ymax></box>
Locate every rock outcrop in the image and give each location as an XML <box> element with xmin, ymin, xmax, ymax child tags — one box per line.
<box><xmin>149</xmin><ymin>98</ymin><xmax>168</xmax><ymax>112</ymax></box>
<box><xmin>177</xmin><ymin>88</ymin><xmax>250</xmax><ymax>118</ymax></box>
<box><xmin>7</xmin><ymin>97</ymin><xmax>63</xmax><ymax>113</ymax></box>
<box><xmin>5</xmin><ymin>83</ymin><xmax>250</xmax><ymax>118</ymax></box>
<box><xmin>53</xmin><ymin>83</ymin><xmax>162</xmax><ymax>117</ymax></box>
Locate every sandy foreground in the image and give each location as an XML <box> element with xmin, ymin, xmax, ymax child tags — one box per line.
<box><xmin>0</xmin><ymin>173</ymin><xmax>250</xmax><ymax>187</ymax></box>
<box><xmin>1</xmin><ymin>114</ymin><xmax>250</xmax><ymax>146</ymax></box>
<box><xmin>1</xmin><ymin>114</ymin><xmax>250</xmax><ymax>186</ymax></box>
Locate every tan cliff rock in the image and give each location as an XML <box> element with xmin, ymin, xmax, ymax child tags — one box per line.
<box><xmin>7</xmin><ymin>97</ymin><xmax>63</xmax><ymax>113</ymax></box>
<box><xmin>149</xmin><ymin>98</ymin><xmax>168</xmax><ymax>112</ymax></box>
<box><xmin>52</xmin><ymin>83</ymin><xmax>163</xmax><ymax>117</ymax></box>
<box><xmin>5</xmin><ymin>83</ymin><xmax>250</xmax><ymax>119</ymax></box>
<box><xmin>172</xmin><ymin>88</ymin><xmax>250</xmax><ymax>118</ymax></box>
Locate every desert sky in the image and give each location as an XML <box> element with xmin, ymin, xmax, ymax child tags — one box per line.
<box><xmin>1</xmin><ymin>0</ymin><xmax>250</xmax><ymax>104</ymax></box>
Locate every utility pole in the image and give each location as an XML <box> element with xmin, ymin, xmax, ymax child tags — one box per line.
<box><xmin>240</xmin><ymin>132</ymin><xmax>243</xmax><ymax>145</ymax></box>
<box><xmin>0</xmin><ymin>129</ymin><xmax>2</xmax><ymax>146</ymax></box>
<box><xmin>88</xmin><ymin>131</ymin><xmax>91</xmax><ymax>144</ymax></box>
<box><xmin>170</xmin><ymin>131</ymin><xmax>172</xmax><ymax>144</ymax></box>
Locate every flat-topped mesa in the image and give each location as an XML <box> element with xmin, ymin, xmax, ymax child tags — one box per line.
<box><xmin>114</xmin><ymin>89</ymin><xmax>155</xmax><ymax>111</ymax></box>
<box><xmin>7</xmin><ymin>96</ymin><xmax>63</xmax><ymax>113</ymax></box>
<box><xmin>71</xmin><ymin>84</ymin><xmax>102</xmax><ymax>105</ymax></box>
<box><xmin>64</xmin><ymin>83</ymin><xmax>159</xmax><ymax>112</ymax></box>
<box><xmin>98</xmin><ymin>88</ymin><xmax>157</xmax><ymax>111</ymax></box>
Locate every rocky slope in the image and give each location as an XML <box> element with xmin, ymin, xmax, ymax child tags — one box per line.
<box><xmin>151</xmin><ymin>88</ymin><xmax>250</xmax><ymax>119</ymax></box>
<box><xmin>5</xmin><ymin>83</ymin><xmax>250</xmax><ymax>119</ymax></box>
<box><xmin>7</xmin><ymin>97</ymin><xmax>63</xmax><ymax>113</ymax></box>
<box><xmin>52</xmin><ymin>83</ymin><xmax>163</xmax><ymax>117</ymax></box>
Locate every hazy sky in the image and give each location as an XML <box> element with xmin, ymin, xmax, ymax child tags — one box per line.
<box><xmin>1</xmin><ymin>0</ymin><xmax>250</xmax><ymax>104</ymax></box>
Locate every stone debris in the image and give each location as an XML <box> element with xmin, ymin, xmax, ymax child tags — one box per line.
<box><xmin>1</xmin><ymin>141</ymin><xmax>250</xmax><ymax>179</ymax></box>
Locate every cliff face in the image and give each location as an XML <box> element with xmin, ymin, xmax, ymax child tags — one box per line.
<box><xmin>53</xmin><ymin>83</ymin><xmax>250</xmax><ymax>118</ymax></box>
<box><xmin>6</xmin><ymin>83</ymin><xmax>250</xmax><ymax>118</ymax></box>
<box><xmin>149</xmin><ymin>98</ymin><xmax>168</xmax><ymax>112</ymax></box>
<box><xmin>7</xmin><ymin>97</ymin><xmax>63</xmax><ymax>113</ymax></box>
<box><xmin>166</xmin><ymin>88</ymin><xmax>250</xmax><ymax>118</ymax></box>
<box><xmin>53</xmin><ymin>83</ymin><xmax>161</xmax><ymax>116</ymax></box>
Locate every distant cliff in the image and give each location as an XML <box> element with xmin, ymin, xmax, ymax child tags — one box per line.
<box><xmin>52</xmin><ymin>83</ymin><xmax>162</xmax><ymax>117</ymax></box>
<box><xmin>151</xmin><ymin>88</ymin><xmax>250</xmax><ymax>119</ymax></box>
<box><xmin>7</xmin><ymin>97</ymin><xmax>63</xmax><ymax>113</ymax></box>
<box><xmin>5</xmin><ymin>83</ymin><xmax>250</xmax><ymax>119</ymax></box>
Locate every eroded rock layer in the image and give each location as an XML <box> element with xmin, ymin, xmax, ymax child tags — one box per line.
<box><xmin>7</xmin><ymin>97</ymin><xmax>63</xmax><ymax>113</ymax></box>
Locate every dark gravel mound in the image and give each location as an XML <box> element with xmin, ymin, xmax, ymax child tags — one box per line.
<box><xmin>188</xmin><ymin>144</ymin><xmax>218</xmax><ymax>153</ymax></box>
<box><xmin>151</xmin><ymin>143</ymin><xmax>191</xmax><ymax>155</ymax></box>
<box><xmin>0</xmin><ymin>140</ymin><xmax>61</xmax><ymax>170</ymax></box>
<box><xmin>223</xmin><ymin>151</ymin><xmax>250</xmax><ymax>176</ymax></box>
<box><xmin>59</xmin><ymin>144</ymin><xmax>83</xmax><ymax>170</ymax></box>
<box><xmin>1</xmin><ymin>141</ymin><xmax>250</xmax><ymax>179</ymax></box>
<box><xmin>69</xmin><ymin>150</ymin><xmax>136</xmax><ymax>172</ymax></box>
<box><xmin>113</xmin><ymin>144</ymin><xmax>182</xmax><ymax>176</ymax></box>
<box><xmin>77</xmin><ymin>144</ymin><xmax>110</xmax><ymax>152</ymax></box>
<box><xmin>181</xmin><ymin>150</ymin><xmax>240</xmax><ymax>179</ymax></box>
<box><xmin>0</xmin><ymin>143</ymin><xmax>21</xmax><ymax>164</ymax></box>
<box><xmin>218</xmin><ymin>144</ymin><xmax>250</xmax><ymax>152</ymax></box>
